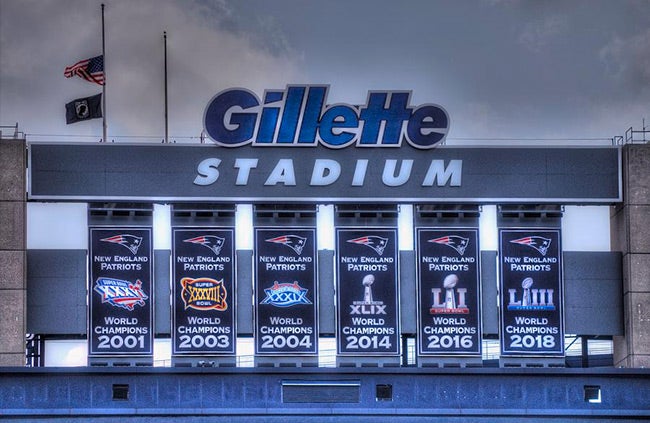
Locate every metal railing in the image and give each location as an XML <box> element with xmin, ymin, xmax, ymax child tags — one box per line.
<box><xmin>0</xmin><ymin>123</ymin><xmax>25</xmax><ymax>140</ymax></box>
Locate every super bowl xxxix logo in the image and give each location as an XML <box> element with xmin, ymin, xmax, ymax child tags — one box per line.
<box><xmin>181</xmin><ymin>277</ymin><xmax>227</xmax><ymax>311</ymax></box>
<box><xmin>261</xmin><ymin>281</ymin><xmax>311</xmax><ymax>307</ymax></box>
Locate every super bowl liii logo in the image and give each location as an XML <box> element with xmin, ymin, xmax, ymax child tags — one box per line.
<box><xmin>507</xmin><ymin>277</ymin><xmax>555</xmax><ymax>311</ymax></box>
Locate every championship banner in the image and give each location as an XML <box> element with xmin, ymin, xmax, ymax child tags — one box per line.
<box><xmin>416</xmin><ymin>228</ymin><xmax>482</xmax><ymax>356</ymax></box>
<box><xmin>499</xmin><ymin>229</ymin><xmax>564</xmax><ymax>356</ymax></box>
<box><xmin>336</xmin><ymin>228</ymin><xmax>400</xmax><ymax>356</ymax></box>
<box><xmin>254</xmin><ymin>227</ymin><xmax>318</xmax><ymax>355</ymax></box>
<box><xmin>88</xmin><ymin>227</ymin><xmax>153</xmax><ymax>356</ymax></box>
<box><xmin>172</xmin><ymin>228</ymin><xmax>235</xmax><ymax>355</ymax></box>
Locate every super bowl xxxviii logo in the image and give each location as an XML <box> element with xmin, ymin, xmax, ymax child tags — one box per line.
<box><xmin>261</xmin><ymin>281</ymin><xmax>311</xmax><ymax>307</ymax></box>
<box><xmin>94</xmin><ymin>277</ymin><xmax>148</xmax><ymax>311</ymax></box>
<box><xmin>181</xmin><ymin>277</ymin><xmax>227</xmax><ymax>311</ymax></box>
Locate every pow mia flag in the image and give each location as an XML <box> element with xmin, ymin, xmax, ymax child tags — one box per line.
<box><xmin>65</xmin><ymin>93</ymin><xmax>102</xmax><ymax>124</ymax></box>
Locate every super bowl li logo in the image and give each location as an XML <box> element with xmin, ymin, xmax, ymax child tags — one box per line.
<box><xmin>180</xmin><ymin>234</ymin><xmax>228</xmax><ymax>311</ymax></box>
<box><xmin>507</xmin><ymin>236</ymin><xmax>555</xmax><ymax>311</ymax></box>
<box><xmin>428</xmin><ymin>235</ymin><xmax>470</xmax><ymax>314</ymax></box>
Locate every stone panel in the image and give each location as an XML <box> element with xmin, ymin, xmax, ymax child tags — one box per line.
<box><xmin>609</xmin><ymin>205</ymin><xmax>627</xmax><ymax>254</ymax></box>
<box><xmin>0</xmin><ymin>139</ymin><xmax>25</xmax><ymax>202</ymax></box>
<box><xmin>626</xmin><ymin>145</ymin><xmax>650</xmax><ymax>205</ymax></box>
<box><xmin>0</xmin><ymin>353</ymin><xmax>24</xmax><ymax>366</ymax></box>
<box><xmin>629</xmin><ymin>292</ymin><xmax>650</xmax><ymax>354</ymax></box>
<box><xmin>624</xmin><ymin>253</ymin><xmax>650</xmax><ymax>293</ymax></box>
<box><xmin>0</xmin><ymin>201</ymin><xmax>25</xmax><ymax>250</ymax></box>
<box><xmin>0</xmin><ymin>289</ymin><xmax>25</xmax><ymax>354</ymax></box>
<box><xmin>629</xmin><ymin>205</ymin><xmax>650</xmax><ymax>253</ymax></box>
<box><xmin>0</xmin><ymin>250</ymin><xmax>25</xmax><ymax>289</ymax></box>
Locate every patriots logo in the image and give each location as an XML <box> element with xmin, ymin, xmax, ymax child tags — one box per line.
<box><xmin>429</xmin><ymin>235</ymin><xmax>469</xmax><ymax>255</ymax></box>
<box><xmin>184</xmin><ymin>235</ymin><xmax>225</xmax><ymax>256</ymax></box>
<box><xmin>347</xmin><ymin>236</ymin><xmax>389</xmax><ymax>256</ymax></box>
<box><xmin>100</xmin><ymin>234</ymin><xmax>143</xmax><ymax>255</ymax></box>
<box><xmin>510</xmin><ymin>236</ymin><xmax>552</xmax><ymax>256</ymax></box>
<box><xmin>266</xmin><ymin>235</ymin><xmax>307</xmax><ymax>255</ymax></box>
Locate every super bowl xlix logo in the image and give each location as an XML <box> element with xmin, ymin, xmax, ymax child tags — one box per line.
<box><xmin>181</xmin><ymin>277</ymin><xmax>228</xmax><ymax>311</ymax></box>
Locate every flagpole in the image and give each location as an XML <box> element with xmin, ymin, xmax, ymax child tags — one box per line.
<box><xmin>164</xmin><ymin>31</ymin><xmax>169</xmax><ymax>144</ymax></box>
<box><xmin>101</xmin><ymin>3</ymin><xmax>107</xmax><ymax>142</ymax></box>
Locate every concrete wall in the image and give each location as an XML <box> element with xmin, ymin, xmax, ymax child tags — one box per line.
<box><xmin>0</xmin><ymin>138</ymin><xmax>26</xmax><ymax>366</ymax></box>
<box><xmin>0</xmin><ymin>367</ymin><xmax>649</xmax><ymax>422</ymax></box>
<box><xmin>612</xmin><ymin>143</ymin><xmax>650</xmax><ymax>368</ymax></box>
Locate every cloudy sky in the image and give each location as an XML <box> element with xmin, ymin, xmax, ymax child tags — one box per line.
<box><xmin>1</xmin><ymin>0</ymin><xmax>648</xmax><ymax>143</ymax></box>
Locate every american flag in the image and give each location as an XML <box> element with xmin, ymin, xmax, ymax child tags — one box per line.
<box><xmin>64</xmin><ymin>55</ymin><xmax>104</xmax><ymax>85</ymax></box>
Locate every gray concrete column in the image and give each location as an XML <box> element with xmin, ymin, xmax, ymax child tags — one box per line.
<box><xmin>0</xmin><ymin>138</ymin><xmax>26</xmax><ymax>366</ymax></box>
<box><xmin>611</xmin><ymin>143</ymin><xmax>650</xmax><ymax>368</ymax></box>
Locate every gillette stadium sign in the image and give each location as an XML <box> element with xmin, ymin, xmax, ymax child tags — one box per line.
<box><xmin>27</xmin><ymin>85</ymin><xmax>621</xmax><ymax>203</ymax></box>
<box><xmin>203</xmin><ymin>85</ymin><xmax>449</xmax><ymax>149</ymax></box>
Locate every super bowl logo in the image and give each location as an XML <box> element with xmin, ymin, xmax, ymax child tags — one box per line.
<box><xmin>507</xmin><ymin>277</ymin><xmax>555</xmax><ymax>311</ymax></box>
<box><xmin>430</xmin><ymin>274</ymin><xmax>469</xmax><ymax>314</ymax></box>
<box><xmin>94</xmin><ymin>277</ymin><xmax>148</xmax><ymax>311</ymax></box>
<box><xmin>261</xmin><ymin>281</ymin><xmax>311</xmax><ymax>307</ymax></box>
<box><xmin>181</xmin><ymin>277</ymin><xmax>228</xmax><ymax>311</ymax></box>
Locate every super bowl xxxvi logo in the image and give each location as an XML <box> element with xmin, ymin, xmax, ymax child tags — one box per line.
<box><xmin>261</xmin><ymin>281</ymin><xmax>311</xmax><ymax>307</ymax></box>
<box><xmin>181</xmin><ymin>277</ymin><xmax>227</xmax><ymax>311</ymax></box>
<box><xmin>101</xmin><ymin>234</ymin><xmax>143</xmax><ymax>255</ymax></box>
<box><xmin>94</xmin><ymin>278</ymin><xmax>148</xmax><ymax>311</ymax></box>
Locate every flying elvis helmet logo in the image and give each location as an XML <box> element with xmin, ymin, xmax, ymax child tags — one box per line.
<box><xmin>510</xmin><ymin>236</ymin><xmax>551</xmax><ymax>256</ymax></box>
<box><xmin>347</xmin><ymin>236</ymin><xmax>388</xmax><ymax>256</ymax></box>
<box><xmin>101</xmin><ymin>234</ymin><xmax>143</xmax><ymax>255</ymax></box>
<box><xmin>184</xmin><ymin>235</ymin><xmax>225</xmax><ymax>256</ymax></box>
<box><xmin>429</xmin><ymin>235</ymin><xmax>469</xmax><ymax>256</ymax></box>
<box><xmin>266</xmin><ymin>235</ymin><xmax>307</xmax><ymax>255</ymax></box>
<box><xmin>203</xmin><ymin>85</ymin><xmax>449</xmax><ymax>149</ymax></box>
